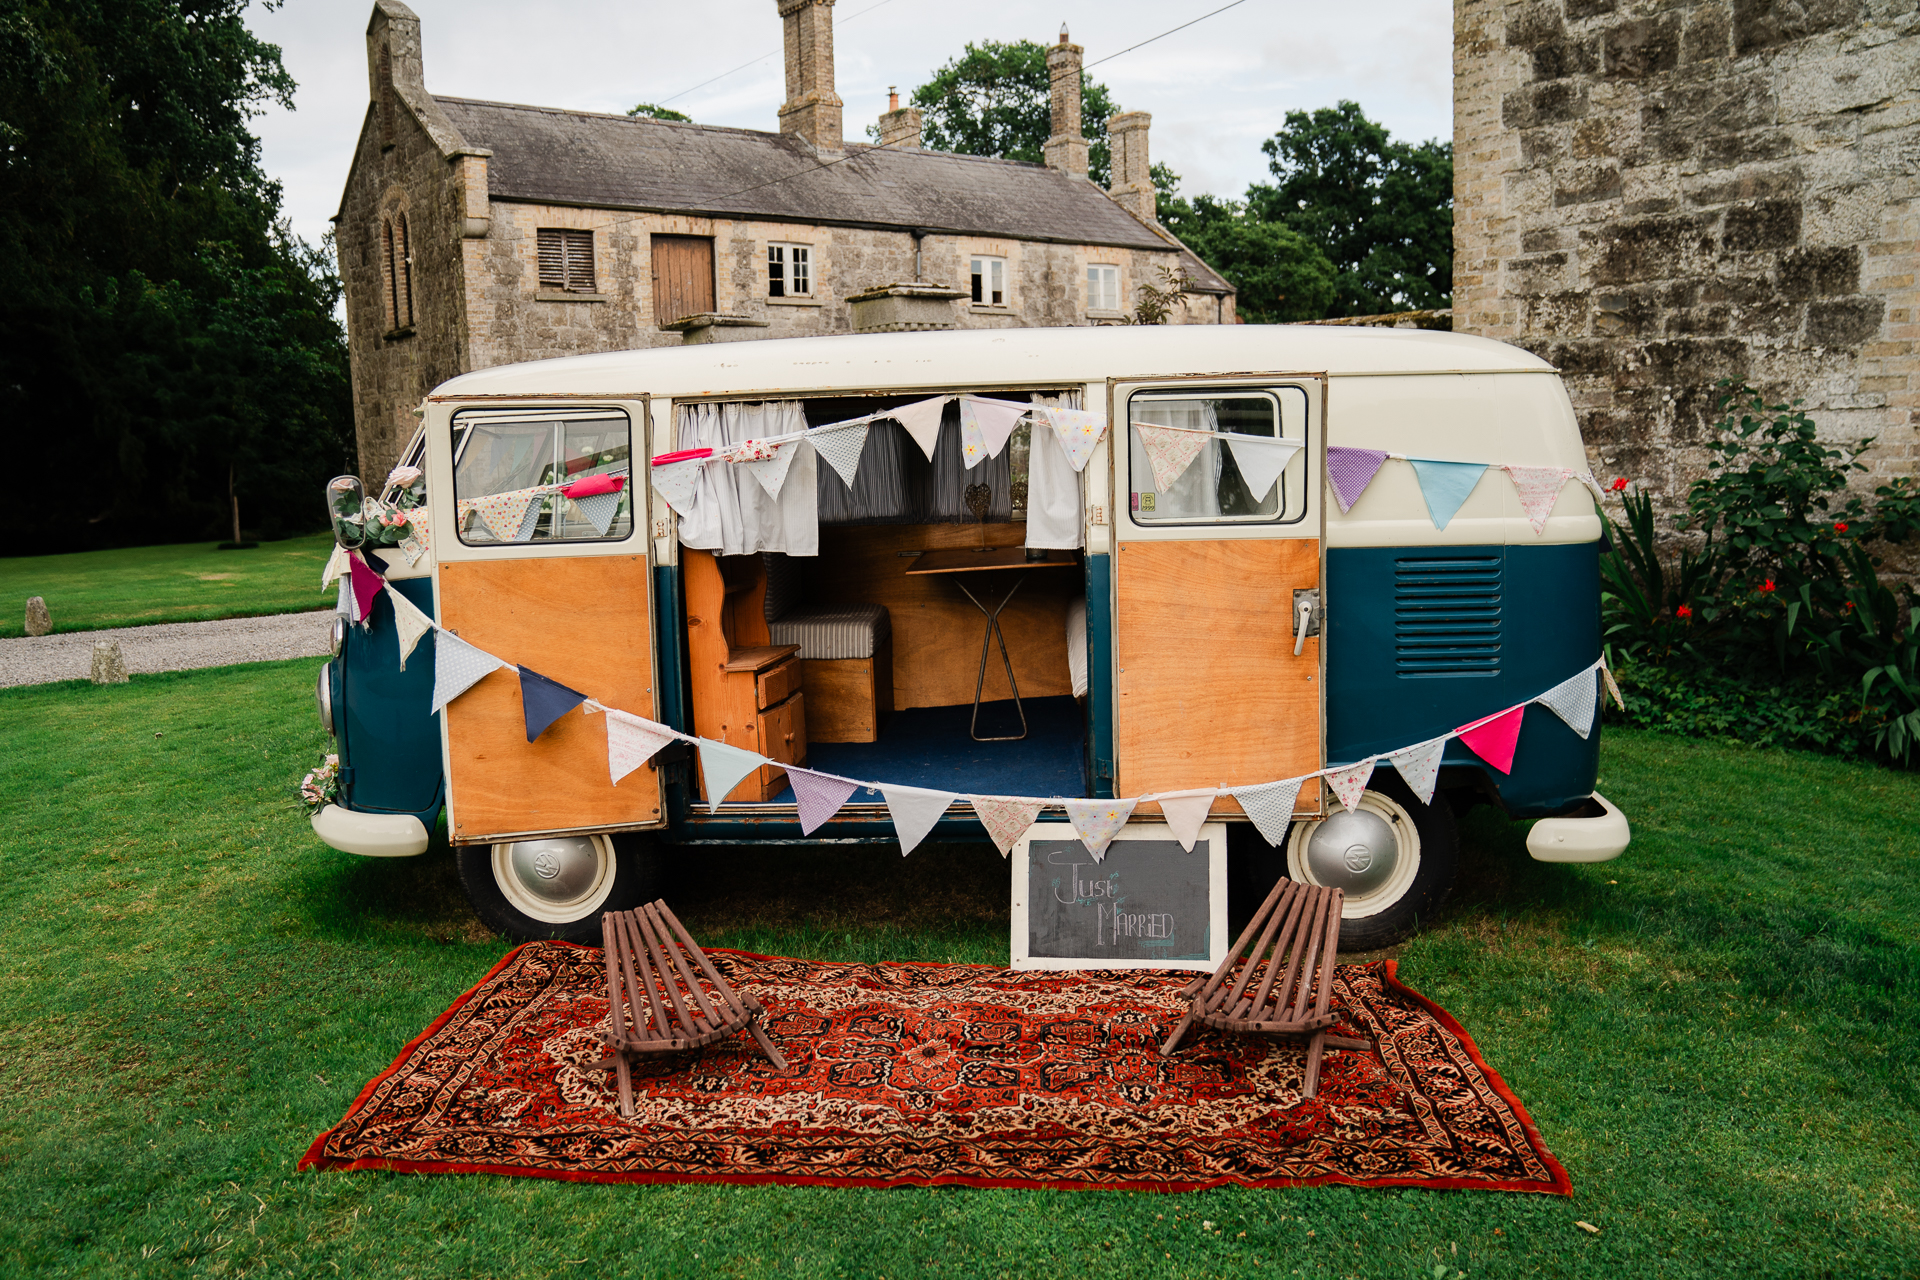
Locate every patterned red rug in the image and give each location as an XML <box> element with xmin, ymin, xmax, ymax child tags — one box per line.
<box><xmin>301</xmin><ymin>942</ymin><xmax>1570</xmax><ymax>1194</ymax></box>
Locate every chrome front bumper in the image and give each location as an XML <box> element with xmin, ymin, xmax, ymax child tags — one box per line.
<box><xmin>1526</xmin><ymin>791</ymin><xmax>1630</xmax><ymax>863</ymax></box>
<box><xmin>310</xmin><ymin>804</ymin><xmax>430</xmax><ymax>857</ymax></box>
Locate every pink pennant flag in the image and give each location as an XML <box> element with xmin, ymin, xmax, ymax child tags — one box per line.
<box><xmin>603</xmin><ymin>709</ymin><xmax>676</xmax><ymax>786</ymax></box>
<box><xmin>1326</xmin><ymin>447</ymin><xmax>1390</xmax><ymax>513</ymax></box>
<box><xmin>1325</xmin><ymin>759</ymin><xmax>1376</xmax><ymax>812</ymax></box>
<box><xmin>969</xmin><ymin>795</ymin><xmax>1045</xmax><ymax>857</ymax></box>
<box><xmin>348</xmin><ymin>552</ymin><xmax>384</xmax><ymax>623</ymax></box>
<box><xmin>1507</xmin><ymin>466</ymin><xmax>1573</xmax><ymax>533</ymax></box>
<box><xmin>790</xmin><ymin>768</ymin><xmax>861</xmax><ymax>835</ymax></box>
<box><xmin>959</xmin><ymin>396</ymin><xmax>1028</xmax><ymax>469</ymax></box>
<box><xmin>1456</xmin><ymin>704</ymin><xmax>1526</xmax><ymax>774</ymax></box>
<box><xmin>1134</xmin><ymin>424</ymin><xmax>1209</xmax><ymax>492</ymax></box>
<box><xmin>562</xmin><ymin>472</ymin><xmax>626</xmax><ymax>499</ymax></box>
<box><xmin>888</xmin><ymin>396</ymin><xmax>949</xmax><ymax>461</ymax></box>
<box><xmin>1152</xmin><ymin>790</ymin><xmax>1217</xmax><ymax>853</ymax></box>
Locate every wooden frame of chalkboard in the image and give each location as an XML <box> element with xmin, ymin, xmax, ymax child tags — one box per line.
<box><xmin>1010</xmin><ymin>820</ymin><xmax>1229</xmax><ymax>972</ymax></box>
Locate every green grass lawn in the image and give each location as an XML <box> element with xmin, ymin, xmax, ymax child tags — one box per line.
<box><xmin>1</xmin><ymin>661</ymin><xmax>1914</xmax><ymax>1278</ymax></box>
<box><xmin>0</xmin><ymin>533</ymin><xmax>336</xmax><ymax>638</ymax></box>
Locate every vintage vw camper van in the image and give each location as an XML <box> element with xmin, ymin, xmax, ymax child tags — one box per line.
<box><xmin>311</xmin><ymin>326</ymin><xmax>1629</xmax><ymax>947</ymax></box>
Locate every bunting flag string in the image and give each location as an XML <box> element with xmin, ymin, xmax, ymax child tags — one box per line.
<box><xmin>1507</xmin><ymin>465</ymin><xmax>1574</xmax><ymax>533</ymax></box>
<box><xmin>1327</xmin><ymin>447</ymin><xmax>1391</xmax><ymax>514</ymax></box>
<box><xmin>1456</xmin><ymin>704</ymin><xmax>1526</xmax><ymax>775</ymax></box>
<box><xmin>1388</xmin><ymin>737</ymin><xmax>1448</xmax><ymax>806</ymax></box>
<box><xmin>809</xmin><ymin>421</ymin><xmax>870</xmax><ymax>489</ymax></box>
<box><xmin>569</xmin><ymin>490</ymin><xmax>623</xmax><ymax>536</ymax></box>
<box><xmin>1536</xmin><ymin>666</ymin><xmax>1599</xmax><ymax>739</ymax></box>
<box><xmin>597</xmin><ymin>707</ymin><xmax>677</xmax><ymax>786</ymax></box>
<box><xmin>697</xmin><ymin>739</ymin><xmax>766</xmax><ymax>812</ymax></box>
<box><xmin>1407</xmin><ymin>459</ymin><xmax>1488</xmax><ymax>532</ymax></box>
<box><xmin>789</xmin><ymin>768</ymin><xmax>862</xmax><ymax>835</ymax></box>
<box><xmin>1325</xmin><ymin>451</ymin><xmax>1591</xmax><ymax>534</ymax></box>
<box><xmin>321</xmin><ymin>545</ymin><xmax>350</xmax><ymax>589</ymax></box>
<box><xmin>1223</xmin><ymin>436</ymin><xmax>1302</xmax><ymax>502</ymax></box>
<box><xmin>1063</xmin><ymin>798</ymin><xmax>1138</xmax><ymax>862</ymax></box>
<box><xmin>1599</xmin><ymin>654</ymin><xmax>1626</xmax><ymax>712</ymax></box>
<box><xmin>740</xmin><ymin>440</ymin><xmax>801</xmax><ymax>499</ymax></box>
<box><xmin>1135</xmin><ymin>424</ymin><xmax>1211</xmax><ymax>492</ymax></box>
<box><xmin>880</xmin><ymin>785</ymin><xmax>958</xmax><ymax>856</ymax></box>
<box><xmin>430</xmin><ymin>630</ymin><xmax>507</xmax><ymax>715</ymax></box>
<box><xmin>386</xmin><ymin>586</ymin><xmax>435</xmax><ymax>671</ymax></box>
<box><xmin>397</xmin><ymin>508</ymin><xmax>433</xmax><ymax>566</ymax></box>
<box><xmin>958</xmin><ymin>396</ymin><xmax>1028</xmax><ymax>469</ymax></box>
<box><xmin>518</xmin><ymin>667</ymin><xmax>588</xmax><ymax>742</ymax></box>
<box><xmin>1326</xmin><ymin>759</ymin><xmax>1377</xmax><ymax>813</ymax></box>
<box><xmin>970</xmin><ymin>795</ymin><xmax>1047</xmax><ymax>857</ymax></box>
<box><xmin>1151</xmin><ymin>789</ymin><xmax>1219</xmax><ymax>854</ymax></box>
<box><xmin>1228</xmin><ymin>778</ymin><xmax>1305</xmax><ymax>847</ymax></box>
<box><xmin>1042</xmin><ymin>406</ymin><xmax>1108</xmax><ymax>472</ymax></box>
<box><xmin>649</xmin><ymin>456</ymin><xmax>706</xmax><ymax>515</ymax></box>
<box><xmin>890</xmin><ymin>396</ymin><xmax>950</xmax><ymax>461</ymax></box>
<box><xmin>347</xmin><ymin>552</ymin><xmax>385</xmax><ymax>625</ymax></box>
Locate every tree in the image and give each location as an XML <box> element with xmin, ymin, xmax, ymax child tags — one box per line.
<box><xmin>627</xmin><ymin>102</ymin><xmax>691</xmax><ymax>121</ymax></box>
<box><xmin>890</xmin><ymin>40</ymin><xmax>1120</xmax><ymax>185</ymax></box>
<box><xmin>1160</xmin><ymin>192</ymin><xmax>1338</xmax><ymax>323</ymax></box>
<box><xmin>0</xmin><ymin>0</ymin><xmax>351</xmax><ymax>550</ymax></box>
<box><xmin>1248</xmin><ymin>101</ymin><xmax>1452</xmax><ymax>316</ymax></box>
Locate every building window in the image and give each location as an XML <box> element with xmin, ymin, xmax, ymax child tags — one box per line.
<box><xmin>768</xmin><ymin>243</ymin><xmax>811</xmax><ymax>297</ymax></box>
<box><xmin>1088</xmin><ymin>264</ymin><xmax>1120</xmax><ymax>313</ymax></box>
<box><xmin>971</xmin><ymin>256</ymin><xmax>1006</xmax><ymax>307</ymax></box>
<box><xmin>383</xmin><ymin>213</ymin><xmax>413</xmax><ymax>333</ymax></box>
<box><xmin>537</xmin><ymin>228</ymin><xmax>596</xmax><ymax>294</ymax></box>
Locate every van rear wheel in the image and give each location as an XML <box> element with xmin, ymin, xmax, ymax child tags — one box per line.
<box><xmin>456</xmin><ymin>832</ymin><xmax>662</xmax><ymax>944</ymax></box>
<box><xmin>1285</xmin><ymin>772</ymin><xmax>1458</xmax><ymax>950</ymax></box>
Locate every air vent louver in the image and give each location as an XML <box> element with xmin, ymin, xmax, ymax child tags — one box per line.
<box><xmin>1394</xmin><ymin>555</ymin><xmax>1502</xmax><ymax>676</ymax></box>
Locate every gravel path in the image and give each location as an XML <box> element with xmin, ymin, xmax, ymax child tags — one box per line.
<box><xmin>0</xmin><ymin>611</ymin><xmax>336</xmax><ymax>689</ymax></box>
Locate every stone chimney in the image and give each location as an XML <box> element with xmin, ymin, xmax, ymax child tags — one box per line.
<box><xmin>776</xmin><ymin>0</ymin><xmax>843</xmax><ymax>151</ymax></box>
<box><xmin>1108</xmin><ymin>110</ymin><xmax>1155</xmax><ymax>223</ymax></box>
<box><xmin>876</xmin><ymin>85</ymin><xmax>922</xmax><ymax>148</ymax></box>
<box><xmin>1042</xmin><ymin>26</ymin><xmax>1089</xmax><ymax>177</ymax></box>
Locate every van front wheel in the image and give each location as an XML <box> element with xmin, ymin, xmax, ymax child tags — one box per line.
<box><xmin>456</xmin><ymin>833</ymin><xmax>662</xmax><ymax>944</ymax></box>
<box><xmin>1282</xmin><ymin>773</ymin><xmax>1459</xmax><ymax>951</ymax></box>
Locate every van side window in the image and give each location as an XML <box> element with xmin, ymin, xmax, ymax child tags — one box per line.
<box><xmin>1127</xmin><ymin>389</ymin><xmax>1307</xmax><ymax>525</ymax></box>
<box><xmin>451</xmin><ymin>410</ymin><xmax>634</xmax><ymax>545</ymax></box>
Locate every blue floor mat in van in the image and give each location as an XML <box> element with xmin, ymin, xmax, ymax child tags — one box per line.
<box><xmin>764</xmin><ymin>696</ymin><xmax>1088</xmax><ymax>800</ymax></box>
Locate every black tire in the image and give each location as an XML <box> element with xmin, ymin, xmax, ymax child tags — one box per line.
<box><xmin>456</xmin><ymin>831</ymin><xmax>663</xmax><ymax>944</ymax></box>
<box><xmin>1232</xmin><ymin>771</ymin><xmax>1459</xmax><ymax>951</ymax></box>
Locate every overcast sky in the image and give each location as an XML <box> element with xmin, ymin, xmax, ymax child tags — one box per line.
<box><xmin>248</xmin><ymin>0</ymin><xmax>1452</xmax><ymax>249</ymax></box>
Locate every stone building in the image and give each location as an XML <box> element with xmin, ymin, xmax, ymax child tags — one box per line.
<box><xmin>337</xmin><ymin>0</ymin><xmax>1233</xmax><ymax>481</ymax></box>
<box><xmin>1453</xmin><ymin>0</ymin><xmax>1919</xmax><ymax>499</ymax></box>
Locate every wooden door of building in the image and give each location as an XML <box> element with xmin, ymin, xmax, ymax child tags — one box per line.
<box><xmin>651</xmin><ymin>235</ymin><xmax>715</xmax><ymax>326</ymax></box>
<box><xmin>1109</xmin><ymin>377</ymin><xmax>1325</xmax><ymax>816</ymax></box>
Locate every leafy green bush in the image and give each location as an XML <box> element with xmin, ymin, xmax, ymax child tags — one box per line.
<box><xmin>1601</xmin><ymin>381</ymin><xmax>1919</xmax><ymax>764</ymax></box>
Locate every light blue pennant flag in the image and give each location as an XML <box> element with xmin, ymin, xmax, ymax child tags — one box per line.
<box><xmin>697</xmin><ymin>739</ymin><xmax>766</xmax><ymax>811</ymax></box>
<box><xmin>1408</xmin><ymin>459</ymin><xmax>1488</xmax><ymax>531</ymax></box>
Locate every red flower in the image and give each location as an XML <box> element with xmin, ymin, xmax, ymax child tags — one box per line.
<box><xmin>1844</xmin><ymin>600</ymin><xmax>1856</xmax><ymax>613</ymax></box>
<box><xmin>1610</xmin><ymin>477</ymin><xmax>1629</xmax><ymax>491</ymax></box>
<box><xmin>1834</xmin><ymin>522</ymin><xmax>1849</xmax><ymax>533</ymax></box>
<box><xmin>1759</xmin><ymin>579</ymin><xmax>1777</xmax><ymax>593</ymax></box>
<box><xmin>1676</xmin><ymin>605</ymin><xmax>1693</xmax><ymax>619</ymax></box>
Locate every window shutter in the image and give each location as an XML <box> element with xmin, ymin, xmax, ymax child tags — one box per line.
<box><xmin>537</xmin><ymin>230</ymin><xmax>565</xmax><ymax>290</ymax></box>
<box><xmin>564</xmin><ymin>230</ymin><xmax>595</xmax><ymax>293</ymax></box>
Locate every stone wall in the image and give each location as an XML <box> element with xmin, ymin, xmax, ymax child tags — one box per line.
<box><xmin>1453</xmin><ymin>0</ymin><xmax>1920</xmax><ymax>505</ymax></box>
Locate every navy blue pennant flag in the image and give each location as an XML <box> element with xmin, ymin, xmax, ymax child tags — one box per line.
<box><xmin>518</xmin><ymin>666</ymin><xmax>588</xmax><ymax>742</ymax></box>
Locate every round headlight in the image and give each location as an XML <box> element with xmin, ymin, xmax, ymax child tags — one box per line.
<box><xmin>316</xmin><ymin>663</ymin><xmax>335</xmax><ymax>736</ymax></box>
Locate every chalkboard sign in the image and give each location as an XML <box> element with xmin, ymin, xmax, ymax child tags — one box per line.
<box><xmin>1010</xmin><ymin>821</ymin><xmax>1228</xmax><ymax>972</ymax></box>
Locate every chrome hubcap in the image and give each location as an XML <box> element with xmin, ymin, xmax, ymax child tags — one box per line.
<box><xmin>492</xmin><ymin>836</ymin><xmax>614</xmax><ymax>924</ymax></box>
<box><xmin>1303</xmin><ymin>809</ymin><xmax>1399</xmax><ymax>896</ymax></box>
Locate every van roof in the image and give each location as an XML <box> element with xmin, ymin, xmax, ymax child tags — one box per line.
<box><xmin>431</xmin><ymin>325</ymin><xmax>1557</xmax><ymax>401</ymax></box>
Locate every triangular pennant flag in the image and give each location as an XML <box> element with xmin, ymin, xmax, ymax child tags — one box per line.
<box><xmin>335</xmin><ymin>575</ymin><xmax>354</xmax><ymax>620</ymax></box>
<box><xmin>348</xmin><ymin>552</ymin><xmax>384</xmax><ymax>623</ymax></box>
<box><xmin>321</xmin><ymin>544</ymin><xmax>350</xmax><ymax>589</ymax></box>
<box><xmin>1229</xmin><ymin>778</ymin><xmax>1304</xmax><ymax>847</ymax></box>
<box><xmin>790</xmin><ymin>768</ymin><xmax>861</xmax><ymax>835</ymax></box>
<box><xmin>430</xmin><ymin>629</ymin><xmax>506</xmax><ymax>714</ymax></box>
<box><xmin>1134</xmin><ymin>424</ymin><xmax>1210</xmax><ymax>492</ymax></box>
<box><xmin>809</xmin><ymin>421</ymin><xmax>870</xmax><ymax>488</ymax></box>
<box><xmin>1223</xmin><ymin>437</ymin><xmax>1301</xmax><ymax>502</ymax></box>
<box><xmin>386</xmin><ymin>585</ymin><xmax>435</xmax><ymax>671</ymax></box>
<box><xmin>1600</xmin><ymin>656</ymin><xmax>1625</xmax><ymax>711</ymax></box>
<box><xmin>1153</xmin><ymin>789</ymin><xmax>1217</xmax><ymax>853</ymax></box>
<box><xmin>1326</xmin><ymin>447</ymin><xmax>1390</xmax><ymax>513</ymax></box>
<box><xmin>879</xmin><ymin>784</ymin><xmax>957</xmax><ymax>856</ymax></box>
<box><xmin>889</xmin><ymin>396</ymin><xmax>951</xmax><ymax>462</ymax></box>
<box><xmin>1535</xmin><ymin>666</ymin><xmax>1599</xmax><ymax>740</ymax></box>
<box><xmin>518</xmin><ymin>666</ymin><xmax>588</xmax><ymax>742</ymax></box>
<box><xmin>650</xmin><ymin>457</ymin><xmax>705</xmax><ymax>516</ymax></box>
<box><xmin>562</xmin><ymin>472</ymin><xmax>625</xmax><ymax>499</ymax></box>
<box><xmin>1063</xmin><ymin>798</ymin><xmax>1137</xmax><ymax>862</ymax></box>
<box><xmin>1326</xmin><ymin>759</ymin><xmax>1376</xmax><ymax>812</ymax></box>
<box><xmin>468</xmin><ymin>487</ymin><xmax>541</xmax><ymax>541</ymax></box>
<box><xmin>697</xmin><ymin>739</ymin><xmax>766</xmax><ymax>811</ymax></box>
<box><xmin>1408</xmin><ymin>459</ymin><xmax>1489</xmax><ymax>531</ymax></box>
<box><xmin>603</xmin><ymin>709</ymin><xmax>676</xmax><ymax>785</ymax></box>
<box><xmin>958</xmin><ymin>397</ymin><xmax>1028</xmax><ymax>469</ymax></box>
<box><xmin>1457</xmin><ymin>704</ymin><xmax>1526</xmax><ymax>774</ymax></box>
<box><xmin>1042</xmin><ymin>407</ymin><xmax>1107</xmax><ymax>472</ymax></box>
<box><xmin>397</xmin><ymin>510</ymin><xmax>431</xmax><ymax>567</ymax></box>
<box><xmin>1388</xmin><ymin>737</ymin><xmax>1448</xmax><ymax>806</ymax></box>
<box><xmin>740</xmin><ymin>440</ymin><xmax>800</xmax><ymax>499</ymax></box>
<box><xmin>969</xmin><ymin>795</ymin><xmax>1046</xmax><ymax>858</ymax></box>
<box><xmin>512</xmin><ymin>496</ymin><xmax>543</xmax><ymax>542</ymax></box>
<box><xmin>569</xmin><ymin>490</ymin><xmax>622</xmax><ymax>536</ymax></box>
<box><xmin>1507</xmin><ymin>465</ymin><xmax>1572</xmax><ymax>533</ymax></box>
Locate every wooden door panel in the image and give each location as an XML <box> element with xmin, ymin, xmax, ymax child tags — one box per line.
<box><xmin>651</xmin><ymin>235</ymin><xmax>714</xmax><ymax>326</ymax></box>
<box><xmin>1115</xmin><ymin>539</ymin><xmax>1321</xmax><ymax>815</ymax></box>
<box><xmin>439</xmin><ymin>555</ymin><xmax>660</xmax><ymax>842</ymax></box>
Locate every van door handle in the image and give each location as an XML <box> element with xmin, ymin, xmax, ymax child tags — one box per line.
<box><xmin>1292</xmin><ymin>589</ymin><xmax>1320</xmax><ymax>657</ymax></box>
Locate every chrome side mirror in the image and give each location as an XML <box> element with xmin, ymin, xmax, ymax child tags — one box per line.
<box><xmin>327</xmin><ymin>475</ymin><xmax>368</xmax><ymax>550</ymax></box>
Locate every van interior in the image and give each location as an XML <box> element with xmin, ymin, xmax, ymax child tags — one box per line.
<box><xmin>680</xmin><ymin>391</ymin><xmax>1092</xmax><ymax>805</ymax></box>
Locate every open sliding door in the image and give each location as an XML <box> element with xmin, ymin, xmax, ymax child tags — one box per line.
<box><xmin>428</xmin><ymin>399</ymin><xmax>666</xmax><ymax>844</ymax></box>
<box><xmin>1110</xmin><ymin>376</ymin><xmax>1325</xmax><ymax>817</ymax></box>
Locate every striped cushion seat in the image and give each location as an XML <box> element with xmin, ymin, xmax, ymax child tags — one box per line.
<box><xmin>768</xmin><ymin>605</ymin><xmax>891</xmax><ymax>661</ymax></box>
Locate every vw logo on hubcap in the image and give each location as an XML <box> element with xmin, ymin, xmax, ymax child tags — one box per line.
<box><xmin>532</xmin><ymin>852</ymin><xmax>562</xmax><ymax>880</ymax></box>
<box><xmin>1342</xmin><ymin>843</ymin><xmax>1374</xmax><ymax>874</ymax></box>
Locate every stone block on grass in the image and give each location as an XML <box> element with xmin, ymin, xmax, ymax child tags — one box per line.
<box><xmin>25</xmin><ymin>596</ymin><xmax>50</xmax><ymax>636</ymax></box>
<box><xmin>91</xmin><ymin>640</ymin><xmax>129</xmax><ymax>685</ymax></box>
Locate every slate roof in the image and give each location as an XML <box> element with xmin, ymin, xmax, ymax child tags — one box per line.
<box><xmin>434</xmin><ymin>97</ymin><xmax>1231</xmax><ymax>293</ymax></box>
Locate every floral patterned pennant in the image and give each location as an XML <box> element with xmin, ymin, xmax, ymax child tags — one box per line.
<box><xmin>1506</xmin><ymin>466</ymin><xmax>1573</xmax><ymax>533</ymax></box>
<box><xmin>958</xmin><ymin>397</ymin><xmax>1028</xmax><ymax>470</ymax></box>
<box><xmin>1063</xmin><ymin>798</ymin><xmax>1138</xmax><ymax>862</ymax></box>
<box><xmin>1042</xmin><ymin>407</ymin><xmax>1108</xmax><ymax>472</ymax></box>
<box><xmin>969</xmin><ymin>795</ymin><xmax>1046</xmax><ymax>857</ymax></box>
<box><xmin>1134</xmin><ymin>424</ymin><xmax>1210</xmax><ymax>492</ymax></box>
<box><xmin>1325</xmin><ymin>759</ymin><xmax>1376</xmax><ymax>813</ymax></box>
<box><xmin>740</xmin><ymin>441</ymin><xmax>800</xmax><ymax>499</ymax></box>
<box><xmin>649</xmin><ymin>458</ymin><xmax>706</xmax><ymax>516</ymax></box>
<box><xmin>600</xmin><ymin>708</ymin><xmax>676</xmax><ymax>786</ymax></box>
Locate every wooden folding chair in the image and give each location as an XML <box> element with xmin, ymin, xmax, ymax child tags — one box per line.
<box><xmin>1158</xmin><ymin>879</ymin><xmax>1373</xmax><ymax>1098</ymax></box>
<box><xmin>595</xmin><ymin>899</ymin><xmax>788</xmax><ymax>1117</ymax></box>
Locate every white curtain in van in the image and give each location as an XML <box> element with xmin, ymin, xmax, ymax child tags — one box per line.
<box><xmin>1128</xmin><ymin>399</ymin><xmax>1221</xmax><ymax>519</ymax></box>
<box><xmin>675</xmin><ymin>401</ymin><xmax>819</xmax><ymax>556</ymax></box>
<box><xmin>1025</xmin><ymin>389</ymin><xmax>1085</xmax><ymax>550</ymax></box>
